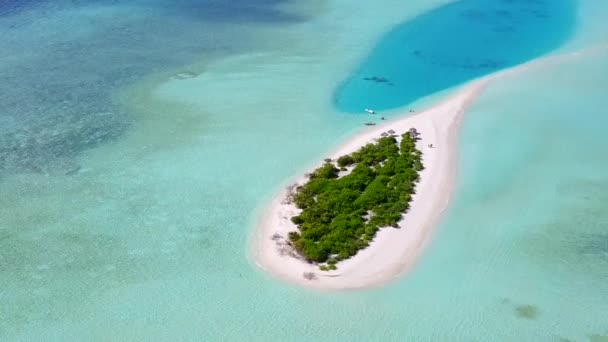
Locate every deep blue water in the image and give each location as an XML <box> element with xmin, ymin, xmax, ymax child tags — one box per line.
<box><xmin>334</xmin><ymin>0</ymin><xmax>576</xmax><ymax>112</ymax></box>
<box><xmin>0</xmin><ymin>0</ymin><xmax>301</xmax><ymax>175</ymax></box>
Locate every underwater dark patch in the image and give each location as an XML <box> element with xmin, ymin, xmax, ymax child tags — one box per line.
<box><xmin>589</xmin><ymin>334</ymin><xmax>608</xmax><ymax>342</ymax></box>
<box><xmin>514</xmin><ymin>304</ymin><xmax>540</xmax><ymax>320</ymax></box>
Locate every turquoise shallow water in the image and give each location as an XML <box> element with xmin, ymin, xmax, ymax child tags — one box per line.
<box><xmin>1</xmin><ymin>0</ymin><xmax>608</xmax><ymax>340</ymax></box>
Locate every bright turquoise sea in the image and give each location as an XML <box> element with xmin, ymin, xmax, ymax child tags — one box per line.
<box><xmin>1</xmin><ymin>0</ymin><xmax>607</xmax><ymax>340</ymax></box>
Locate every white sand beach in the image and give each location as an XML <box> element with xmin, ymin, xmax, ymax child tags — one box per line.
<box><xmin>251</xmin><ymin>78</ymin><xmax>489</xmax><ymax>290</ymax></box>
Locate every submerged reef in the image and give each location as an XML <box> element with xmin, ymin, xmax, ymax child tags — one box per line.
<box><xmin>0</xmin><ymin>106</ymin><xmax>126</xmax><ymax>176</ymax></box>
<box><xmin>0</xmin><ymin>0</ymin><xmax>308</xmax><ymax>177</ymax></box>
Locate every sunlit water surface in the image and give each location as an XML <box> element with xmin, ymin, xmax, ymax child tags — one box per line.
<box><xmin>1</xmin><ymin>0</ymin><xmax>607</xmax><ymax>340</ymax></box>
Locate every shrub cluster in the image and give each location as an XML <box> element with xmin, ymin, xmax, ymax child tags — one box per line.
<box><xmin>289</xmin><ymin>133</ymin><xmax>423</xmax><ymax>266</ymax></box>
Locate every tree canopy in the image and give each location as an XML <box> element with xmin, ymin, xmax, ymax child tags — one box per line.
<box><xmin>289</xmin><ymin>133</ymin><xmax>423</xmax><ymax>268</ymax></box>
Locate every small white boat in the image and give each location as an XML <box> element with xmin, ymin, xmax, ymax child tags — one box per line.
<box><xmin>365</xmin><ymin>108</ymin><xmax>376</xmax><ymax>114</ymax></box>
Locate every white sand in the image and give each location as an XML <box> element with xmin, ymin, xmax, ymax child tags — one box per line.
<box><xmin>251</xmin><ymin>78</ymin><xmax>489</xmax><ymax>290</ymax></box>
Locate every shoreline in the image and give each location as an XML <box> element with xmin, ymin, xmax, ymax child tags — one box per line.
<box><xmin>251</xmin><ymin>78</ymin><xmax>489</xmax><ymax>290</ymax></box>
<box><xmin>250</xmin><ymin>48</ymin><xmax>606</xmax><ymax>291</ymax></box>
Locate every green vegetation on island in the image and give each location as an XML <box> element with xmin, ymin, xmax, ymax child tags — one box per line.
<box><xmin>288</xmin><ymin>130</ymin><xmax>424</xmax><ymax>269</ymax></box>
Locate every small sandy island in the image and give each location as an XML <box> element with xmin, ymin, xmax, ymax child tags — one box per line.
<box><xmin>251</xmin><ymin>78</ymin><xmax>489</xmax><ymax>290</ymax></box>
<box><xmin>249</xmin><ymin>47</ymin><xmax>603</xmax><ymax>291</ymax></box>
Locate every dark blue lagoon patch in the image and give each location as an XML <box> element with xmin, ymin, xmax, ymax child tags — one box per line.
<box><xmin>334</xmin><ymin>0</ymin><xmax>576</xmax><ymax>113</ymax></box>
